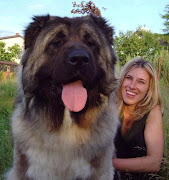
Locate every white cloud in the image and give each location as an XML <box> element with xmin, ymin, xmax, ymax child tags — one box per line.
<box><xmin>0</xmin><ymin>30</ymin><xmax>15</xmax><ymax>37</ymax></box>
<box><xmin>28</xmin><ymin>4</ymin><xmax>45</xmax><ymax>10</ymax></box>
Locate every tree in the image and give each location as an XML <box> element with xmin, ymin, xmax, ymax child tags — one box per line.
<box><xmin>0</xmin><ymin>42</ymin><xmax>6</xmax><ymax>61</ymax></box>
<box><xmin>71</xmin><ymin>1</ymin><xmax>103</xmax><ymax>16</ymax></box>
<box><xmin>8</xmin><ymin>44</ymin><xmax>22</xmax><ymax>60</ymax></box>
<box><xmin>115</xmin><ymin>29</ymin><xmax>162</xmax><ymax>65</ymax></box>
<box><xmin>161</xmin><ymin>4</ymin><xmax>169</xmax><ymax>34</ymax></box>
<box><xmin>0</xmin><ymin>42</ymin><xmax>22</xmax><ymax>62</ymax></box>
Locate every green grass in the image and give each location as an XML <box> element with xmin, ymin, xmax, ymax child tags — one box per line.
<box><xmin>157</xmin><ymin>83</ymin><xmax>169</xmax><ymax>179</ymax></box>
<box><xmin>150</xmin><ymin>83</ymin><xmax>169</xmax><ymax>180</ymax></box>
<box><xmin>0</xmin><ymin>78</ymin><xmax>169</xmax><ymax>180</ymax></box>
<box><xmin>0</xmin><ymin>79</ymin><xmax>16</xmax><ymax>180</ymax></box>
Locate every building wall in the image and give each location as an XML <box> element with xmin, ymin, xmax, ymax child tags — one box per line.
<box><xmin>0</xmin><ymin>36</ymin><xmax>24</xmax><ymax>49</ymax></box>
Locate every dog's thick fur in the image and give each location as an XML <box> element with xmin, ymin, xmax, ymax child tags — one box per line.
<box><xmin>7</xmin><ymin>14</ymin><xmax>118</xmax><ymax>180</ymax></box>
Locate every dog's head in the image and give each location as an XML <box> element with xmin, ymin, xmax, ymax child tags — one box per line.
<box><xmin>20</xmin><ymin>14</ymin><xmax>117</xmax><ymax>123</ymax></box>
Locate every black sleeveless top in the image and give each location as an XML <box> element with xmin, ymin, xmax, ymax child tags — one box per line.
<box><xmin>114</xmin><ymin>112</ymin><xmax>158</xmax><ymax>180</ymax></box>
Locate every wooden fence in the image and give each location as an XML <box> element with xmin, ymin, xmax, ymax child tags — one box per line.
<box><xmin>0</xmin><ymin>61</ymin><xmax>18</xmax><ymax>80</ymax></box>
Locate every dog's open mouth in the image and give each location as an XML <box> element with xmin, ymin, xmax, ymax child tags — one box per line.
<box><xmin>61</xmin><ymin>80</ymin><xmax>88</xmax><ymax>112</ymax></box>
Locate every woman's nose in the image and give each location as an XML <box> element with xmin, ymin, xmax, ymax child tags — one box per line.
<box><xmin>129</xmin><ymin>80</ymin><xmax>136</xmax><ymax>89</ymax></box>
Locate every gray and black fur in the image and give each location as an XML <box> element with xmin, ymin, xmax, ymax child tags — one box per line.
<box><xmin>7</xmin><ymin>14</ymin><xmax>118</xmax><ymax>180</ymax></box>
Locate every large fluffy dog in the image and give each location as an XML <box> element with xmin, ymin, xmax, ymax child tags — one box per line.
<box><xmin>8</xmin><ymin>14</ymin><xmax>118</xmax><ymax>180</ymax></box>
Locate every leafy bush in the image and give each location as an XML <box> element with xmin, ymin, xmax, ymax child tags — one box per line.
<box><xmin>115</xmin><ymin>29</ymin><xmax>169</xmax><ymax>85</ymax></box>
<box><xmin>115</xmin><ymin>30</ymin><xmax>162</xmax><ymax>65</ymax></box>
<box><xmin>0</xmin><ymin>41</ymin><xmax>22</xmax><ymax>62</ymax></box>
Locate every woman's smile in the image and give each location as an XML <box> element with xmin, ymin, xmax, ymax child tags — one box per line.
<box><xmin>126</xmin><ymin>90</ymin><xmax>137</xmax><ymax>97</ymax></box>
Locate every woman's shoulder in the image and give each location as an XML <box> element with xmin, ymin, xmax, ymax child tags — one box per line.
<box><xmin>146</xmin><ymin>105</ymin><xmax>162</xmax><ymax>124</ymax></box>
<box><xmin>149</xmin><ymin>105</ymin><xmax>162</xmax><ymax>116</ymax></box>
<box><xmin>151</xmin><ymin>104</ymin><xmax>161</xmax><ymax>111</ymax></box>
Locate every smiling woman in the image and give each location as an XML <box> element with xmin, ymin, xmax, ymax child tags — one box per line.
<box><xmin>120</xmin><ymin>67</ymin><xmax>150</xmax><ymax>136</ymax></box>
<box><xmin>113</xmin><ymin>57</ymin><xmax>164</xmax><ymax>180</ymax></box>
<box><xmin>121</xmin><ymin>67</ymin><xmax>150</xmax><ymax>114</ymax></box>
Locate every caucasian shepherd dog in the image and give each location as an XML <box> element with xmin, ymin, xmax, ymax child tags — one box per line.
<box><xmin>7</xmin><ymin>14</ymin><xmax>118</xmax><ymax>180</ymax></box>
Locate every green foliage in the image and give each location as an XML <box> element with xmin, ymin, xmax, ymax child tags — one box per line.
<box><xmin>161</xmin><ymin>4</ymin><xmax>169</xmax><ymax>34</ymax></box>
<box><xmin>148</xmin><ymin>49</ymin><xmax>169</xmax><ymax>85</ymax></box>
<box><xmin>115</xmin><ymin>29</ymin><xmax>162</xmax><ymax>65</ymax></box>
<box><xmin>0</xmin><ymin>42</ymin><xmax>21</xmax><ymax>62</ymax></box>
<box><xmin>0</xmin><ymin>42</ymin><xmax>6</xmax><ymax>61</ymax></box>
<box><xmin>157</xmin><ymin>33</ymin><xmax>169</xmax><ymax>48</ymax></box>
<box><xmin>8</xmin><ymin>44</ymin><xmax>22</xmax><ymax>60</ymax></box>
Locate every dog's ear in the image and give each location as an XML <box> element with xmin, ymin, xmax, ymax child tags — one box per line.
<box><xmin>24</xmin><ymin>15</ymin><xmax>50</xmax><ymax>49</ymax></box>
<box><xmin>90</xmin><ymin>15</ymin><xmax>114</xmax><ymax>45</ymax></box>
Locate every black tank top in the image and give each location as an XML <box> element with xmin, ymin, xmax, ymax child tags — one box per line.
<box><xmin>114</xmin><ymin>112</ymin><xmax>158</xmax><ymax>180</ymax></box>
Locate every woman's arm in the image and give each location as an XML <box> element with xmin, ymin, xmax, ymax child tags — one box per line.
<box><xmin>112</xmin><ymin>105</ymin><xmax>164</xmax><ymax>172</ymax></box>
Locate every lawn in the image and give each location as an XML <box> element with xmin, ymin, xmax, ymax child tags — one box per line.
<box><xmin>0</xmin><ymin>79</ymin><xmax>16</xmax><ymax>179</ymax></box>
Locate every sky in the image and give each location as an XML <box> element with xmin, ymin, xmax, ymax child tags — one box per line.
<box><xmin>0</xmin><ymin>0</ymin><xmax>168</xmax><ymax>38</ymax></box>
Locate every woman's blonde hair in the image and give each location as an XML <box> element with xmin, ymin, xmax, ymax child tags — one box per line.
<box><xmin>118</xmin><ymin>57</ymin><xmax>163</xmax><ymax>120</ymax></box>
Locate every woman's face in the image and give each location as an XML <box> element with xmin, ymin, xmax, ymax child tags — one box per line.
<box><xmin>122</xmin><ymin>67</ymin><xmax>150</xmax><ymax>108</ymax></box>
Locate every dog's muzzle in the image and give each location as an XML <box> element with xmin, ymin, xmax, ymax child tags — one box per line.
<box><xmin>68</xmin><ymin>50</ymin><xmax>89</xmax><ymax>69</ymax></box>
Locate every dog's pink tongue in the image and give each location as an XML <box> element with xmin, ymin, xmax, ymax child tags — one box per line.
<box><xmin>62</xmin><ymin>80</ymin><xmax>87</xmax><ymax>112</ymax></box>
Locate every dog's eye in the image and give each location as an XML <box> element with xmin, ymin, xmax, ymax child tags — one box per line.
<box><xmin>83</xmin><ymin>33</ymin><xmax>96</xmax><ymax>47</ymax></box>
<box><xmin>86</xmin><ymin>40</ymin><xmax>96</xmax><ymax>47</ymax></box>
<box><xmin>48</xmin><ymin>40</ymin><xmax>63</xmax><ymax>49</ymax></box>
<box><xmin>51</xmin><ymin>41</ymin><xmax>62</xmax><ymax>47</ymax></box>
<box><xmin>48</xmin><ymin>32</ymin><xmax>66</xmax><ymax>50</ymax></box>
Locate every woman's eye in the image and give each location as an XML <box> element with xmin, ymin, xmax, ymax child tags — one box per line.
<box><xmin>139</xmin><ymin>80</ymin><xmax>145</xmax><ymax>84</ymax></box>
<box><xmin>125</xmin><ymin>76</ymin><xmax>132</xmax><ymax>79</ymax></box>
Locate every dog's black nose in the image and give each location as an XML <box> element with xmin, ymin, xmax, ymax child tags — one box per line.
<box><xmin>68</xmin><ymin>50</ymin><xmax>89</xmax><ymax>68</ymax></box>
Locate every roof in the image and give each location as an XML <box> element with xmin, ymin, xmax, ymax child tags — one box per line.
<box><xmin>0</xmin><ymin>61</ymin><xmax>19</xmax><ymax>66</ymax></box>
<box><xmin>0</xmin><ymin>33</ymin><xmax>23</xmax><ymax>40</ymax></box>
